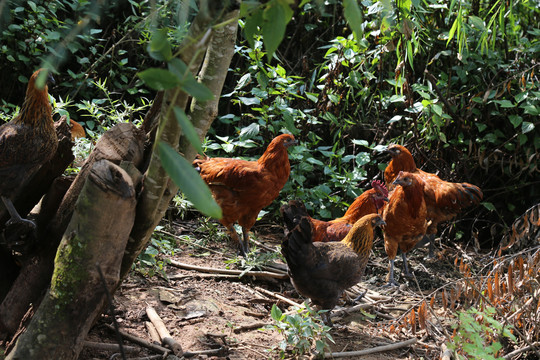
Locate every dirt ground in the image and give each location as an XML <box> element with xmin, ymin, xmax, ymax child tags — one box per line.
<box><xmin>77</xmin><ymin>216</ymin><xmax>487</xmax><ymax>360</ymax></box>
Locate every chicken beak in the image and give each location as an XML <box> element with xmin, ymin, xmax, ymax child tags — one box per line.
<box><xmin>48</xmin><ymin>72</ymin><xmax>56</xmax><ymax>86</ymax></box>
<box><xmin>285</xmin><ymin>139</ymin><xmax>298</xmax><ymax>148</ymax></box>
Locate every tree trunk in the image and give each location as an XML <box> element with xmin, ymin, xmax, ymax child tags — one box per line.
<box><xmin>1</xmin><ymin>1</ymin><xmax>240</xmax><ymax>356</ymax></box>
<box><xmin>6</xmin><ymin>159</ymin><xmax>137</xmax><ymax>360</ymax></box>
<box><xmin>0</xmin><ymin>123</ymin><xmax>145</xmax><ymax>337</ymax></box>
<box><xmin>0</xmin><ymin>117</ymin><xmax>72</xmax><ymax>309</ymax></box>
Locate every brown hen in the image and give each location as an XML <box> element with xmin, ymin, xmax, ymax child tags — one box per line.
<box><xmin>281</xmin><ymin>180</ymin><xmax>388</xmax><ymax>242</ymax></box>
<box><xmin>194</xmin><ymin>133</ymin><xmax>296</xmax><ymax>256</ymax></box>
<box><xmin>0</xmin><ymin>69</ymin><xmax>58</xmax><ymax>229</ymax></box>
<box><xmin>281</xmin><ymin>213</ymin><xmax>386</xmax><ymax>325</ymax></box>
<box><xmin>384</xmin><ymin>144</ymin><xmax>483</xmax><ymax>257</ymax></box>
<box><xmin>382</xmin><ymin>171</ymin><xmax>429</xmax><ymax>286</ymax></box>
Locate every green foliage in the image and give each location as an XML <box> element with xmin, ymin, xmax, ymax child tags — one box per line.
<box><xmin>446</xmin><ymin>305</ymin><xmax>516</xmax><ymax>360</ymax></box>
<box><xmin>0</xmin><ymin>0</ymin><xmax>182</xmax><ymax>124</ymax></box>
<box><xmin>224</xmin><ymin>247</ymin><xmax>282</xmax><ymax>275</ymax></box>
<box><xmin>267</xmin><ymin>303</ymin><xmax>334</xmax><ymax>358</ymax></box>
<box><xmin>158</xmin><ymin>142</ymin><xmax>222</xmax><ymax>219</ymax></box>
<box><xmin>241</xmin><ymin>0</ymin><xmax>294</xmax><ymax>61</ymax></box>
<box><xmin>216</xmin><ymin>0</ymin><xmax>540</xmax><ymax>245</ymax></box>
<box><xmin>135</xmin><ymin>226</ymin><xmax>177</xmax><ymax>278</ymax></box>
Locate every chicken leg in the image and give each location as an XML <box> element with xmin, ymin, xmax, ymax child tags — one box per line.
<box><xmin>2</xmin><ymin>196</ymin><xmax>36</xmax><ymax>228</ymax></box>
<box><xmin>240</xmin><ymin>227</ymin><xmax>251</xmax><ymax>256</ymax></box>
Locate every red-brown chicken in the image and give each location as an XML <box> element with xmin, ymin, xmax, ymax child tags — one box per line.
<box><xmin>384</xmin><ymin>144</ymin><xmax>483</xmax><ymax>257</ymax></box>
<box><xmin>69</xmin><ymin>120</ymin><xmax>86</xmax><ymax>140</ymax></box>
<box><xmin>382</xmin><ymin>171</ymin><xmax>429</xmax><ymax>286</ymax></box>
<box><xmin>281</xmin><ymin>180</ymin><xmax>388</xmax><ymax>242</ymax></box>
<box><xmin>281</xmin><ymin>213</ymin><xmax>386</xmax><ymax>325</ymax></box>
<box><xmin>194</xmin><ymin>133</ymin><xmax>297</xmax><ymax>256</ymax></box>
<box><xmin>0</xmin><ymin>69</ymin><xmax>58</xmax><ymax>229</ymax></box>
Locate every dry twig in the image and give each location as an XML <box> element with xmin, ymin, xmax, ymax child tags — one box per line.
<box><xmin>323</xmin><ymin>337</ymin><xmax>417</xmax><ymax>358</ymax></box>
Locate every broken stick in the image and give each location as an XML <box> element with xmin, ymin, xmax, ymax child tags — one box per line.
<box><xmin>323</xmin><ymin>337</ymin><xmax>417</xmax><ymax>358</ymax></box>
<box><xmin>169</xmin><ymin>259</ymin><xmax>288</xmax><ymax>279</ymax></box>
<box><xmin>145</xmin><ymin>306</ymin><xmax>183</xmax><ymax>356</ymax></box>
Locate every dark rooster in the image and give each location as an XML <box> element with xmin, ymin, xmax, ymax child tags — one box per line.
<box><xmin>281</xmin><ymin>180</ymin><xmax>388</xmax><ymax>242</ymax></box>
<box><xmin>382</xmin><ymin>171</ymin><xmax>429</xmax><ymax>286</ymax></box>
<box><xmin>0</xmin><ymin>69</ymin><xmax>58</xmax><ymax>230</ymax></box>
<box><xmin>281</xmin><ymin>213</ymin><xmax>386</xmax><ymax>325</ymax></box>
<box><xmin>384</xmin><ymin>144</ymin><xmax>483</xmax><ymax>257</ymax></box>
<box><xmin>194</xmin><ymin>133</ymin><xmax>297</xmax><ymax>256</ymax></box>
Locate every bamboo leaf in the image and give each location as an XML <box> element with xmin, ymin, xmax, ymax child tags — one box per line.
<box><xmin>158</xmin><ymin>142</ymin><xmax>222</xmax><ymax>219</ymax></box>
<box><xmin>138</xmin><ymin>68</ymin><xmax>180</xmax><ymax>90</ymax></box>
<box><xmin>262</xmin><ymin>0</ymin><xmax>293</xmax><ymax>61</ymax></box>
<box><xmin>173</xmin><ymin>107</ymin><xmax>203</xmax><ymax>155</ymax></box>
<box><xmin>243</xmin><ymin>7</ymin><xmax>263</xmax><ymax>50</ymax></box>
<box><xmin>343</xmin><ymin>0</ymin><xmax>364</xmax><ymax>40</ymax></box>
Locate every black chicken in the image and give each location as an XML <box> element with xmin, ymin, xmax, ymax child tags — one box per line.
<box><xmin>281</xmin><ymin>212</ymin><xmax>385</xmax><ymax>325</ymax></box>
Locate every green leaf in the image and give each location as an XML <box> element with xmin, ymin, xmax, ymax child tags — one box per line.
<box><xmin>508</xmin><ymin>115</ymin><xmax>522</xmax><ymax>128</ymax></box>
<box><xmin>173</xmin><ymin>107</ymin><xmax>203</xmax><ymax>155</ymax></box>
<box><xmin>238</xmin><ymin>96</ymin><xmax>260</xmax><ymax>106</ymax></box>
<box><xmin>521</xmin><ymin>104</ymin><xmax>539</xmax><ymax>116</ymax></box>
<box><xmin>271</xmin><ymin>304</ymin><xmax>283</xmax><ymax>321</ymax></box>
<box><xmin>182</xmin><ymin>76</ymin><xmax>214</xmax><ymax>101</ymax></box>
<box><xmin>243</xmin><ymin>7</ymin><xmax>264</xmax><ymax>49</ymax></box>
<box><xmin>343</xmin><ymin>0</ymin><xmax>364</xmax><ymax>40</ymax></box>
<box><xmin>469</xmin><ymin>16</ymin><xmax>486</xmax><ymax>31</ymax></box>
<box><xmin>138</xmin><ymin>68</ymin><xmax>180</xmax><ymax>90</ymax></box>
<box><xmin>521</xmin><ymin>121</ymin><xmax>535</xmax><ymax>134</ymax></box>
<box><xmin>494</xmin><ymin>99</ymin><xmax>515</xmax><ymax>108</ymax></box>
<box><xmin>147</xmin><ymin>28</ymin><xmax>172</xmax><ymax>61</ymax></box>
<box><xmin>158</xmin><ymin>142</ymin><xmax>222</xmax><ymax>219</ymax></box>
<box><xmin>431</xmin><ymin>103</ymin><xmax>443</xmax><ymax>116</ymax></box>
<box><xmin>167</xmin><ymin>59</ymin><xmax>214</xmax><ymax>101</ymax></box>
<box><xmin>262</xmin><ymin>1</ymin><xmax>293</xmax><ymax>61</ymax></box>
<box><xmin>482</xmin><ymin>202</ymin><xmax>495</xmax><ymax>211</ymax></box>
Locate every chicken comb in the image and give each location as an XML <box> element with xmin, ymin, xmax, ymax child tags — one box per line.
<box><xmin>371</xmin><ymin>180</ymin><xmax>388</xmax><ymax>197</ymax></box>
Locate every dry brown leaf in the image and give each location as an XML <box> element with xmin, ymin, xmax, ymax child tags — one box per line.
<box><xmin>507</xmin><ymin>263</ymin><xmax>514</xmax><ymax>296</ymax></box>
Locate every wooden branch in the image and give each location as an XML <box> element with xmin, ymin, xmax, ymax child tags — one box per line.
<box><xmin>169</xmin><ymin>259</ymin><xmax>288</xmax><ymax>279</ymax></box>
<box><xmin>145</xmin><ymin>321</ymin><xmax>160</xmax><ymax>344</ymax></box>
<box><xmin>330</xmin><ymin>300</ymin><xmax>387</xmax><ymax>319</ymax></box>
<box><xmin>103</xmin><ymin>324</ymin><xmax>170</xmax><ymax>356</ymax></box>
<box><xmin>183</xmin><ymin>347</ymin><xmax>228</xmax><ymax>358</ymax></box>
<box><xmin>6</xmin><ymin>160</ymin><xmax>137</xmax><ymax>359</ymax></box>
<box><xmin>253</xmin><ymin>286</ymin><xmax>304</xmax><ymax>308</ymax></box>
<box><xmin>169</xmin><ymin>272</ymin><xmax>240</xmax><ymax>280</ymax></box>
<box><xmin>441</xmin><ymin>343</ymin><xmax>453</xmax><ymax>360</ymax></box>
<box><xmin>233</xmin><ymin>322</ymin><xmax>269</xmax><ymax>333</ymax></box>
<box><xmin>503</xmin><ymin>342</ymin><xmax>540</xmax><ymax>360</ymax></box>
<box><xmin>146</xmin><ymin>306</ymin><xmax>183</xmax><ymax>356</ymax></box>
<box><xmin>0</xmin><ymin>123</ymin><xmax>145</xmax><ymax>338</ymax></box>
<box><xmin>323</xmin><ymin>337</ymin><xmax>417</xmax><ymax>358</ymax></box>
<box><xmin>83</xmin><ymin>341</ymin><xmax>138</xmax><ymax>353</ymax></box>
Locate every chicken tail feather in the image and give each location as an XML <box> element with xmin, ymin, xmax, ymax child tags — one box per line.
<box><xmin>281</xmin><ymin>217</ymin><xmax>312</xmax><ymax>269</ymax></box>
<box><xmin>458</xmin><ymin>183</ymin><xmax>483</xmax><ymax>206</ymax></box>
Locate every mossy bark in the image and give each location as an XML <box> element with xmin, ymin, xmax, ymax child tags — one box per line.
<box><xmin>6</xmin><ymin>160</ymin><xmax>137</xmax><ymax>360</ymax></box>
<box><xmin>0</xmin><ymin>123</ymin><xmax>145</xmax><ymax>337</ymax></box>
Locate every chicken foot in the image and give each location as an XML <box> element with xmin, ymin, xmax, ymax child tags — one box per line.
<box><xmin>384</xmin><ymin>259</ymin><xmax>399</xmax><ymax>287</ymax></box>
<box><xmin>225</xmin><ymin>225</ymin><xmax>250</xmax><ymax>257</ymax></box>
<box><xmin>1</xmin><ymin>196</ymin><xmax>36</xmax><ymax>229</ymax></box>
<box><xmin>414</xmin><ymin>234</ymin><xmax>436</xmax><ymax>258</ymax></box>
<box><xmin>240</xmin><ymin>227</ymin><xmax>251</xmax><ymax>256</ymax></box>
